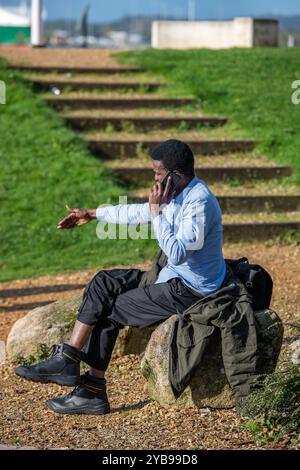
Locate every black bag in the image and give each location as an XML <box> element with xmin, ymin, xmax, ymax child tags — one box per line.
<box><xmin>226</xmin><ymin>257</ymin><xmax>273</xmax><ymax>311</ymax></box>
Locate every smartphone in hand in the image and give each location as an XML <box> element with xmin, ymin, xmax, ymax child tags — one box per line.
<box><xmin>161</xmin><ymin>171</ymin><xmax>182</xmax><ymax>197</ymax></box>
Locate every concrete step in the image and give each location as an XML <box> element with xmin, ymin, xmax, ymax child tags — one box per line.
<box><xmin>64</xmin><ymin>114</ymin><xmax>228</xmax><ymax>131</ymax></box>
<box><xmin>111</xmin><ymin>166</ymin><xmax>292</xmax><ymax>184</ymax></box>
<box><xmin>62</xmin><ymin>108</ymin><xmax>226</xmax><ymax>117</ymax></box>
<box><xmin>207</xmin><ymin>180</ymin><xmax>299</xmax><ymax>195</ymax></box>
<box><xmin>223</xmin><ymin>220</ymin><xmax>300</xmax><ymax>242</ymax></box>
<box><xmin>46</xmin><ymin>96</ymin><xmax>196</xmax><ymax>110</ymax></box>
<box><xmin>9</xmin><ymin>64</ymin><xmax>144</xmax><ymax>74</ymax></box>
<box><xmin>128</xmin><ymin>193</ymin><xmax>300</xmax><ymax>213</ymax></box>
<box><xmin>223</xmin><ymin>211</ymin><xmax>300</xmax><ymax>241</ymax></box>
<box><xmin>224</xmin><ymin>210</ymin><xmax>299</xmax><ymax>222</ymax></box>
<box><xmin>107</xmin><ymin>153</ymin><xmax>275</xmax><ymax>169</ymax></box>
<box><xmin>32</xmin><ymin>78</ymin><xmax>161</xmax><ymax>92</ymax></box>
<box><xmin>87</xmin><ymin>137</ymin><xmax>256</xmax><ymax>157</ymax></box>
<box><xmin>128</xmin><ymin>177</ymin><xmax>300</xmax><ymax>194</ymax></box>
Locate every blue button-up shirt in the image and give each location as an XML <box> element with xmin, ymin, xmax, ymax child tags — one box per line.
<box><xmin>96</xmin><ymin>176</ymin><xmax>226</xmax><ymax>296</ymax></box>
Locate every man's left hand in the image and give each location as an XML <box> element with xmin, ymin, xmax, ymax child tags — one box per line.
<box><xmin>57</xmin><ymin>205</ymin><xmax>96</xmax><ymax>229</ymax></box>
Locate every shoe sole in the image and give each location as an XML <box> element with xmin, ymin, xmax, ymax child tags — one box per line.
<box><xmin>47</xmin><ymin>400</ymin><xmax>110</xmax><ymax>415</ymax></box>
<box><xmin>15</xmin><ymin>369</ymin><xmax>80</xmax><ymax>387</ymax></box>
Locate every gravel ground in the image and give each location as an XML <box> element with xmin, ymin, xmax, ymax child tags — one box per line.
<box><xmin>0</xmin><ymin>357</ymin><xmax>275</xmax><ymax>451</ymax></box>
<box><xmin>0</xmin><ymin>242</ymin><xmax>299</xmax><ymax>450</ymax></box>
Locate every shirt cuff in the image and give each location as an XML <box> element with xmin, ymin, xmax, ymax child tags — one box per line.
<box><xmin>96</xmin><ymin>207</ymin><xmax>105</xmax><ymax>221</ymax></box>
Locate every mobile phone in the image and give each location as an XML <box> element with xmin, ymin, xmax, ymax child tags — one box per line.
<box><xmin>161</xmin><ymin>171</ymin><xmax>182</xmax><ymax>197</ymax></box>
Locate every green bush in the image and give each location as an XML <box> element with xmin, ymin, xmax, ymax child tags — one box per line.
<box><xmin>241</xmin><ymin>325</ymin><xmax>300</xmax><ymax>447</ymax></box>
<box><xmin>242</xmin><ymin>366</ymin><xmax>300</xmax><ymax>445</ymax></box>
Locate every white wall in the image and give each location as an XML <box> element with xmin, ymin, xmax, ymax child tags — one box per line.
<box><xmin>152</xmin><ymin>18</ymin><xmax>279</xmax><ymax>49</ymax></box>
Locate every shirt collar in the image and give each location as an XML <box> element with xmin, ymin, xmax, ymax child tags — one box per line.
<box><xmin>174</xmin><ymin>176</ymin><xmax>199</xmax><ymax>204</ymax></box>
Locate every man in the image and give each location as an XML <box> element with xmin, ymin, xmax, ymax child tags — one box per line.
<box><xmin>16</xmin><ymin>139</ymin><xmax>226</xmax><ymax>415</ymax></box>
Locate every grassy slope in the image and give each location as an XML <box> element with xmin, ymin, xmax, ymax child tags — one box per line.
<box><xmin>0</xmin><ymin>60</ymin><xmax>156</xmax><ymax>281</ymax></box>
<box><xmin>118</xmin><ymin>48</ymin><xmax>300</xmax><ymax>185</ymax></box>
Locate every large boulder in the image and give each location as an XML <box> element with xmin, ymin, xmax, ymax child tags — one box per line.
<box><xmin>141</xmin><ymin>309</ymin><xmax>283</xmax><ymax>409</ymax></box>
<box><xmin>6</xmin><ymin>294</ymin><xmax>154</xmax><ymax>361</ymax></box>
<box><xmin>6</xmin><ymin>295</ymin><xmax>82</xmax><ymax>360</ymax></box>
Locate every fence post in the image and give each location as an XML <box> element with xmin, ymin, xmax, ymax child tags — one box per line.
<box><xmin>31</xmin><ymin>0</ymin><xmax>43</xmax><ymax>47</ymax></box>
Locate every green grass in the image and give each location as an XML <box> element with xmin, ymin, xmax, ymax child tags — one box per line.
<box><xmin>118</xmin><ymin>48</ymin><xmax>300</xmax><ymax>185</ymax></box>
<box><xmin>0</xmin><ymin>59</ymin><xmax>156</xmax><ymax>281</ymax></box>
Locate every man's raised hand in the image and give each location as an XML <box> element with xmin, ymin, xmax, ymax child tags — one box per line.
<box><xmin>57</xmin><ymin>205</ymin><xmax>95</xmax><ymax>230</ymax></box>
<box><xmin>149</xmin><ymin>177</ymin><xmax>175</xmax><ymax>218</ymax></box>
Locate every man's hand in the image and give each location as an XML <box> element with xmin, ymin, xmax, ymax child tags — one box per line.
<box><xmin>149</xmin><ymin>178</ymin><xmax>174</xmax><ymax>218</ymax></box>
<box><xmin>57</xmin><ymin>205</ymin><xmax>96</xmax><ymax>230</ymax></box>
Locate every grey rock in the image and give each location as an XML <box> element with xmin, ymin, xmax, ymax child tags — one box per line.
<box><xmin>141</xmin><ymin>309</ymin><xmax>283</xmax><ymax>409</ymax></box>
<box><xmin>6</xmin><ymin>294</ymin><xmax>83</xmax><ymax>360</ymax></box>
<box><xmin>6</xmin><ymin>293</ymin><xmax>154</xmax><ymax>361</ymax></box>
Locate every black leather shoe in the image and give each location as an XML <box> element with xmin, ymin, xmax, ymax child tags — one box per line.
<box><xmin>47</xmin><ymin>372</ymin><xmax>110</xmax><ymax>415</ymax></box>
<box><xmin>15</xmin><ymin>343</ymin><xmax>81</xmax><ymax>386</ymax></box>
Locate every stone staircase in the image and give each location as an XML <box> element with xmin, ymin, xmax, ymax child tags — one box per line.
<box><xmin>86</xmin><ymin>135</ymin><xmax>257</xmax><ymax>158</ymax></box>
<box><xmin>62</xmin><ymin>113</ymin><xmax>229</xmax><ymax>132</ymax></box>
<box><xmin>15</xmin><ymin>61</ymin><xmax>300</xmax><ymax>242</ymax></box>
<box><xmin>46</xmin><ymin>95</ymin><xmax>197</xmax><ymax>110</ymax></box>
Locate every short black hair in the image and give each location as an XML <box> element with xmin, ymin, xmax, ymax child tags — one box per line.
<box><xmin>150</xmin><ymin>139</ymin><xmax>195</xmax><ymax>177</ymax></box>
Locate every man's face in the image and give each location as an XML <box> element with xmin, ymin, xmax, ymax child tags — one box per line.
<box><xmin>152</xmin><ymin>160</ymin><xmax>168</xmax><ymax>184</ymax></box>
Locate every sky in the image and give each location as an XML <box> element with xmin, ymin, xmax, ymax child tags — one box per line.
<box><xmin>2</xmin><ymin>0</ymin><xmax>300</xmax><ymax>23</ymax></box>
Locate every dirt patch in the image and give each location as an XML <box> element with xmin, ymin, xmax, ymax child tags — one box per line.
<box><xmin>0</xmin><ymin>48</ymin><xmax>125</xmax><ymax>68</ymax></box>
